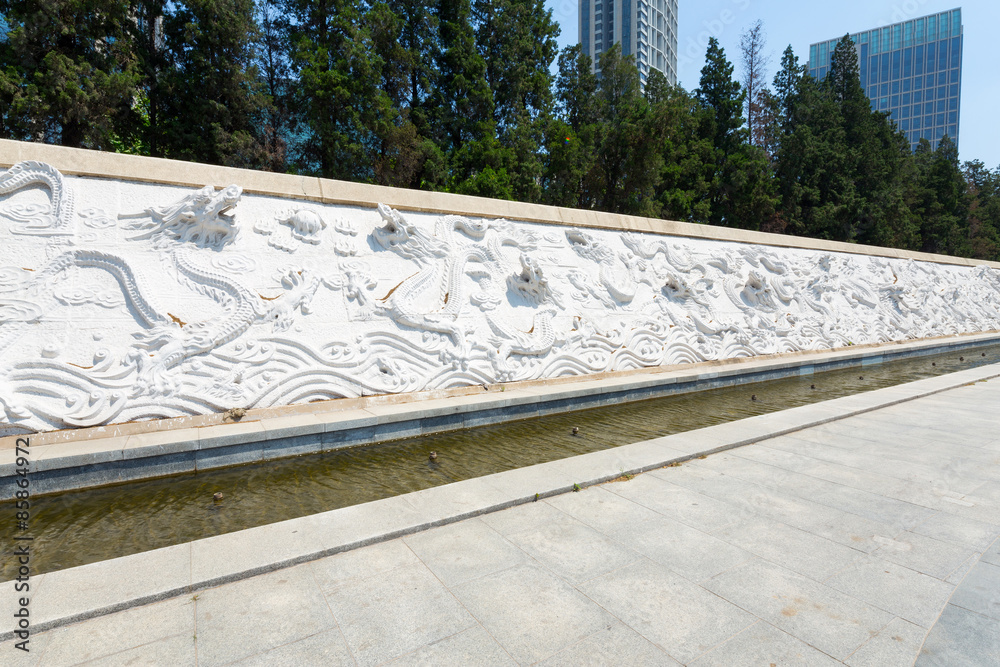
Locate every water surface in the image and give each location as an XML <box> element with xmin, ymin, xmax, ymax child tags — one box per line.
<box><xmin>3</xmin><ymin>344</ymin><xmax>998</xmax><ymax>579</ymax></box>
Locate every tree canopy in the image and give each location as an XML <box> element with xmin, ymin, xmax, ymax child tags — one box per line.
<box><xmin>1</xmin><ymin>7</ymin><xmax>996</xmax><ymax>261</ymax></box>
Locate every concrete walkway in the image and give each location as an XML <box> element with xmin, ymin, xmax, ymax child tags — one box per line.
<box><xmin>5</xmin><ymin>375</ymin><xmax>1000</xmax><ymax>665</ymax></box>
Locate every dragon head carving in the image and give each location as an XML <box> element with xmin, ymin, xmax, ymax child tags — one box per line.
<box><xmin>121</xmin><ymin>184</ymin><xmax>242</xmax><ymax>249</ymax></box>
<box><xmin>373</xmin><ymin>203</ymin><xmax>448</xmax><ymax>261</ymax></box>
<box><xmin>508</xmin><ymin>253</ymin><xmax>553</xmax><ymax>305</ymax></box>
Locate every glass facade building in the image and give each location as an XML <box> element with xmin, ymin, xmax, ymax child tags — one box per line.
<box><xmin>580</xmin><ymin>0</ymin><xmax>678</xmax><ymax>87</ymax></box>
<box><xmin>808</xmin><ymin>8</ymin><xmax>963</xmax><ymax>152</ymax></box>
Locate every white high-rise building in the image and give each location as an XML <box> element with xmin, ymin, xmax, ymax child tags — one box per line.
<box><xmin>579</xmin><ymin>0</ymin><xmax>678</xmax><ymax>87</ymax></box>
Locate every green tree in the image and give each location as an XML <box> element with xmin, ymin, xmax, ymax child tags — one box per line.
<box><xmin>696</xmin><ymin>37</ymin><xmax>746</xmax><ymax>153</ymax></box>
<box><xmin>695</xmin><ymin>37</ymin><xmax>776</xmax><ymax>229</ymax></box>
<box><xmin>830</xmin><ymin>36</ymin><xmax>914</xmax><ymax>247</ymax></box>
<box><xmin>771</xmin><ymin>38</ymin><xmax>914</xmax><ymax>245</ymax></box>
<box><xmin>541</xmin><ymin>45</ymin><xmax>598</xmax><ymax>209</ymax></box>
<box><xmin>771</xmin><ymin>45</ymin><xmax>804</xmax><ymax>146</ymax></box>
<box><xmin>363</xmin><ymin>0</ymin><xmax>448</xmax><ymax>188</ymax></box>
<box><xmin>964</xmin><ymin>160</ymin><xmax>1000</xmax><ymax>261</ymax></box>
<box><xmin>285</xmin><ymin>0</ymin><xmax>392</xmax><ymax>180</ymax></box>
<box><xmin>590</xmin><ymin>44</ymin><xmax>661</xmax><ymax>215</ymax></box>
<box><xmin>645</xmin><ymin>71</ymin><xmax>714</xmax><ymax>223</ymax></box>
<box><xmin>0</xmin><ymin>0</ymin><xmax>141</xmax><ymax>148</ymax></box>
<box><xmin>254</xmin><ymin>0</ymin><xmax>293</xmax><ymax>172</ymax></box>
<box><xmin>909</xmin><ymin>136</ymin><xmax>969</xmax><ymax>255</ymax></box>
<box><xmin>775</xmin><ymin>71</ymin><xmax>846</xmax><ymax>238</ymax></box>
<box><xmin>473</xmin><ymin>0</ymin><xmax>558</xmax><ymax>201</ymax></box>
<box><xmin>154</xmin><ymin>0</ymin><xmax>269</xmax><ymax>168</ymax></box>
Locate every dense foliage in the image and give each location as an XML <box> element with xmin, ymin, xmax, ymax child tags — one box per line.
<box><xmin>1</xmin><ymin>3</ymin><xmax>997</xmax><ymax>260</ymax></box>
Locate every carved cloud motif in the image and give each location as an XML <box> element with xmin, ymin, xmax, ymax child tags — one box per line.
<box><xmin>1</xmin><ymin>160</ymin><xmax>999</xmax><ymax>435</ymax></box>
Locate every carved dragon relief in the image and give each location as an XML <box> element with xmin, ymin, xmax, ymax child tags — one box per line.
<box><xmin>1</xmin><ymin>160</ymin><xmax>1000</xmax><ymax>434</ymax></box>
<box><xmin>0</xmin><ymin>161</ymin><xmax>76</xmax><ymax>235</ymax></box>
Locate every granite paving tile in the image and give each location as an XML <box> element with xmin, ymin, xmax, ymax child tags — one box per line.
<box><xmin>543</xmin><ymin>485</ymin><xmax>662</xmax><ymax>535</ymax></box>
<box><xmin>714</xmin><ymin>515</ymin><xmax>866</xmax><ymax>581</ymax></box>
<box><xmin>844</xmin><ymin>617</ymin><xmax>928</xmax><ymax>667</ymax></box>
<box><xmin>506</xmin><ymin>514</ymin><xmax>640</xmax><ymax>585</ymax></box>
<box><xmin>228</xmin><ymin>629</ymin><xmax>356</xmax><ymax>666</ymax></box>
<box><xmin>739</xmin><ymin>445</ymin><xmax>959</xmax><ymax>510</ymax></box>
<box><xmin>478</xmin><ymin>498</ymin><xmax>569</xmax><ymax>536</ymax></box>
<box><xmin>911</xmin><ymin>510</ymin><xmax>1000</xmax><ymax>550</ymax></box>
<box><xmin>194</xmin><ymin>564</ymin><xmax>336</xmax><ymax>667</ymax></box>
<box><xmin>982</xmin><ymin>537</ymin><xmax>1000</xmax><ymax>566</ymax></box>
<box><xmin>704</xmin><ymin>558</ymin><xmax>895</xmax><ymax>661</ymax></box>
<box><xmin>658</xmin><ymin>462</ymin><xmax>907</xmax><ymax>553</ymax></box>
<box><xmin>579</xmin><ymin>558</ymin><xmax>757</xmax><ymax>664</ymax></box>
<box><xmin>79</xmin><ymin>632</ymin><xmax>197</xmax><ymax>667</ymax></box>
<box><xmin>691</xmin><ymin>453</ymin><xmax>937</xmax><ymax>531</ymax></box>
<box><xmin>822</xmin><ymin>556</ymin><xmax>955</xmax><ymax>628</ymax></box>
<box><xmin>603</xmin><ymin>471</ymin><xmax>749</xmax><ymax>532</ymax></box>
<box><xmin>915</xmin><ymin>603</ymin><xmax>1000</xmax><ymax>666</ymax></box>
<box><xmin>871</xmin><ymin>530</ymin><xmax>978</xmax><ymax>580</ymax></box>
<box><xmin>402</xmin><ymin>518</ymin><xmax>527</xmax><ymax>587</ymax></box>
<box><xmin>537</xmin><ymin>621</ymin><xmax>680</xmax><ymax>666</ymax></box>
<box><xmin>688</xmin><ymin>620</ymin><xmax>841</xmax><ymax>666</ymax></box>
<box><xmin>12</xmin><ymin>596</ymin><xmax>193</xmax><ymax>667</ymax></box>
<box><xmin>384</xmin><ymin>625</ymin><xmax>516</xmax><ymax>666</ymax></box>
<box><xmin>321</xmin><ymin>561</ymin><xmax>475</xmax><ymax>667</ymax></box>
<box><xmin>29</xmin><ymin>542</ymin><xmax>192</xmax><ymax>627</ymax></box>
<box><xmin>189</xmin><ymin>517</ymin><xmax>321</xmax><ymax>584</ymax></box>
<box><xmin>605</xmin><ymin>514</ymin><xmax>754</xmax><ymax>583</ymax></box>
<box><xmin>945</xmin><ymin>551</ymin><xmax>982</xmax><ymax>585</ymax></box>
<box><xmin>309</xmin><ymin>538</ymin><xmax>421</xmax><ymax>593</ymax></box>
<box><xmin>450</xmin><ymin>563</ymin><xmax>617</xmax><ymax>665</ymax></box>
<box><xmin>947</xmin><ymin>560</ymin><xmax>1000</xmax><ymax>620</ymax></box>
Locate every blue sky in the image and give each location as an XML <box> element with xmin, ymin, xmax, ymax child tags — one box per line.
<box><xmin>544</xmin><ymin>1</ymin><xmax>999</xmax><ymax>168</ymax></box>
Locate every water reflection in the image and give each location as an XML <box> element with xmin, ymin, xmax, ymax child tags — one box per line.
<box><xmin>3</xmin><ymin>345</ymin><xmax>998</xmax><ymax>579</ymax></box>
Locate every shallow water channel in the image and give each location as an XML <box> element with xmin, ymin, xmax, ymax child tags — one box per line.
<box><xmin>3</xmin><ymin>344</ymin><xmax>1000</xmax><ymax>580</ymax></box>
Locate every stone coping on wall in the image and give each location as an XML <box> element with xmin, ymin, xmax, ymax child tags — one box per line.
<box><xmin>2</xmin><ymin>330</ymin><xmax>998</xmax><ymax>497</ymax></box>
<box><xmin>3</xmin><ymin>138</ymin><xmax>998</xmax><ymax>269</ymax></box>
<box><xmin>2</xmin><ymin>359</ymin><xmax>998</xmax><ymax>642</ymax></box>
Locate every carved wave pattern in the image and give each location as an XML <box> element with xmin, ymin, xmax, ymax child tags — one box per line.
<box><xmin>1</xmin><ymin>160</ymin><xmax>1000</xmax><ymax>434</ymax></box>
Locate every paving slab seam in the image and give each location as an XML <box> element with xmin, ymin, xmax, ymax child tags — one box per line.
<box><xmin>914</xmin><ymin>534</ymin><xmax>1000</xmax><ymax>662</ymax></box>
<box><xmin>5</xmin><ymin>332</ymin><xmax>1000</xmax><ymax>497</ymax></box>
<box><xmin>3</xmin><ymin>363</ymin><xmax>999</xmax><ymax>643</ymax></box>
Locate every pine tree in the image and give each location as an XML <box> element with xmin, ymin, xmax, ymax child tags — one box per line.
<box><xmin>285</xmin><ymin>0</ymin><xmax>391</xmax><ymax>180</ymax></box>
<box><xmin>739</xmin><ymin>20</ymin><xmax>771</xmax><ymax>151</ymax></box>
<box><xmin>909</xmin><ymin>136</ymin><xmax>969</xmax><ymax>255</ymax></box>
<box><xmin>154</xmin><ymin>0</ymin><xmax>269</xmax><ymax>168</ymax></box>
<box><xmin>696</xmin><ymin>37</ymin><xmax>746</xmax><ymax>159</ymax></box>
<box><xmin>0</xmin><ymin>0</ymin><xmax>141</xmax><ymax>148</ymax></box>
<box><xmin>591</xmin><ymin>44</ymin><xmax>661</xmax><ymax>215</ymax></box>
<box><xmin>430</xmin><ymin>0</ymin><xmax>501</xmax><ymax>196</ymax></box>
<box><xmin>827</xmin><ymin>35</ymin><xmax>913</xmax><ymax>246</ymax></box>
<box><xmin>254</xmin><ymin>0</ymin><xmax>293</xmax><ymax>172</ymax></box>
<box><xmin>541</xmin><ymin>45</ymin><xmax>598</xmax><ymax>208</ymax></box>
<box><xmin>472</xmin><ymin>0</ymin><xmax>559</xmax><ymax>202</ymax></box>
<box><xmin>772</xmin><ymin>64</ymin><xmax>846</xmax><ymax>239</ymax></box>
<box><xmin>646</xmin><ymin>70</ymin><xmax>714</xmax><ymax>223</ymax></box>
<box><xmin>695</xmin><ymin>37</ymin><xmax>773</xmax><ymax>228</ymax></box>
<box><xmin>963</xmin><ymin>161</ymin><xmax>1000</xmax><ymax>261</ymax></box>
<box><xmin>771</xmin><ymin>46</ymin><xmax>803</xmax><ymax>139</ymax></box>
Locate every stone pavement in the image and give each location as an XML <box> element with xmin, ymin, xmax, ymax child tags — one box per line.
<box><xmin>5</xmin><ymin>376</ymin><xmax>1000</xmax><ymax>665</ymax></box>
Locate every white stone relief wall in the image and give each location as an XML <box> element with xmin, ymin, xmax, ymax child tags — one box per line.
<box><xmin>2</xmin><ymin>160</ymin><xmax>1000</xmax><ymax>435</ymax></box>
